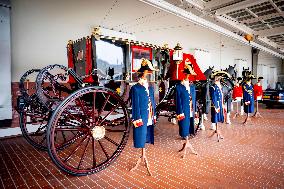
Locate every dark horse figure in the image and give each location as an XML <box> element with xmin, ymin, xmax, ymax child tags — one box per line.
<box><xmin>224</xmin><ymin>64</ymin><xmax>237</xmax><ymax>81</ymax></box>
<box><xmin>155</xmin><ymin>47</ymin><xmax>170</xmax><ymax>102</ymax></box>
<box><xmin>196</xmin><ymin>66</ymin><xmax>235</xmax><ymax>125</ymax></box>
<box><xmin>196</xmin><ymin>66</ymin><xmax>214</xmax><ymax>117</ymax></box>
<box><xmin>203</xmin><ymin>66</ymin><xmax>214</xmax><ymax>79</ymax></box>
<box><xmin>155</xmin><ymin>47</ymin><xmax>170</xmax><ymax>80</ymax></box>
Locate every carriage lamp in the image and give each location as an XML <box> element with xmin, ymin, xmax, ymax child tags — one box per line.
<box><xmin>91</xmin><ymin>126</ymin><xmax>106</xmax><ymax>140</ymax></box>
<box><xmin>244</xmin><ymin>34</ymin><xmax>253</xmax><ymax>43</ymax></box>
<box><xmin>173</xmin><ymin>43</ymin><xmax>183</xmax><ymax>61</ymax></box>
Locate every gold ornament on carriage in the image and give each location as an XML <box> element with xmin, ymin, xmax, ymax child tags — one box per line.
<box><xmin>116</xmin><ymin>87</ymin><xmax>121</xmax><ymax>94</ymax></box>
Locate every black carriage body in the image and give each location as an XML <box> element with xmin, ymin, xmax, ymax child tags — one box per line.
<box><xmin>67</xmin><ymin>35</ymin><xmax>168</xmax><ymax>86</ymax></box>
<box><xmin>67</xmin><ymin>36</ymin><xmax>129</xmax><ymax>83</ymax></box>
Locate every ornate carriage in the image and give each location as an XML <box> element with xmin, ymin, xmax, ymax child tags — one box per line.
<box><xmin>16</xmin><ymin>28</ymin><xmax>234</xmax><ymax>176</ymax></box>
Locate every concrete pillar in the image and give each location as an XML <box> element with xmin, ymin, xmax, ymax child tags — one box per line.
<box><xmin>251</xmin><ymin>47</ymin><xmax>259</xmax><ymax>77</ymax></box>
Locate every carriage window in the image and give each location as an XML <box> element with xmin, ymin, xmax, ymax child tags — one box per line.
<box><xmin>95</xmin><ymin>40</ymin><xmax>124</xmax><ymax>81</ymax></box>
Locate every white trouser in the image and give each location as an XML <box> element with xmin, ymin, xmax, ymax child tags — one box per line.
<box><xmin>199</xmin><ymin>114</ymin><xmax>205</xmax><ymax>130</ymax></box>
<box><xmin>241</xmin><ymin>105</ymin><xmax>244</xmax><ymax>115</ymax></box>
<box><xmin>226</xmin><ymin>112</ymin><xmax>231</xmax><ymax>124</ymax></box>
<box><xmin>211</xmin><ymin>123</ymin><xmax>216</xmax><ymax>130</ymax></box>
<box><xmin>203</xmin><ymin>113</ymin><xmax>208</xmax><ymax>121</ymax></box>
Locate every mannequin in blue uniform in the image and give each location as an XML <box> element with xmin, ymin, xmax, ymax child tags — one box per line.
<box><xmin>175</xmin><ymin>62</ymin><xmax>198</xmax><ymax>158</ymax></box>
<box><xmin>209</xmin><ymin>73</ymin><xmax>224</xmax><ymax>141</ymax></box>
<box><xmin>130</xmin><ymin>58</ymin><xmax>157</xmax><ymax>176</ymax></box>
<box><xmin>243</xmin><ymin>75</ymin><xmax>255</xmax><ymax>124</ymax></box>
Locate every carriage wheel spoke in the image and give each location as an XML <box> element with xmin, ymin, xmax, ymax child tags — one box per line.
<box><xmin>55</xmin><ymin>127</ymin><xmax>87</xmax><ymax>132</ymax></box>
<box><xmin>32</xmin><ymin>124</ymin><xmax>47</xmax><ymax>136</ymax></box>
<box><xmin>61</xmin><ymin>130</ymin><xmax>67</xmax><ymax>143</ymax></box>
<box><xmin>63</xmin><ymin>135</ymin><xmax>89</xmax><ymax>163</ymax></box>
<box><xmin>65</xmin><ymin>120</ymin><xmax>81</xmax><ymax>127</ymax></box>
<box><xmin>98</xmin><ymin>104</ymin><xmax>119</xmax><ymax>125</ymax></box>
<box><xmin>98</xmin><ymin>140</ymin><xmax>109</xmax><ymax>159</ymax></box>
<box><xmin>56</xmin><ymin>131</ymin><xmax>84</xmax><ymax>150</ymax></box>
<box><xmin>92</xmin><ymin>138</ymin><xmax>97</xmax><ymax>168</ymax></box>
<box><xmin>92</xmin><ymin>92</ymin><xmax>97</xmax><ymax>122</ymax></box>
<box><xmin>104</xmin><ymin>136</ymin><xmax>119</xmax><ymax>146</ymax></box>
<box><xmin>78</xmin><ymin>137</ymin><xmax>90</xmax><ymax>169</ymax></box>
<box><xmin>71</xmin><ymin>131</ymin><xmax>77</xmax><ymax>136</ymax></box>
<box><xmin>76</xmin><ymin>98</ymin><xmax>90</xmax><ymax>117</ymax></box>
<box><xmin>97</xmin><ymin>94</ymin><xmax>110</xmax><ymax>119</ymax></box>
<box><xmin>64</xmin><ymin>110</ymin><xmax>84</xmax><ymax>124</ymax></box>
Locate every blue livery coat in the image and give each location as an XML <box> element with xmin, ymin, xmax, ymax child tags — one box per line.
<box><xmin>243</xmin><ymin>83</ymin><xmax>254</xmax><ymax>113</ymax></box>
<box><xmin>131</xmin><ymin>83</ymin><xmax>156</xmax><ymax>148</ymax></box>
<box><xmin>175</xmin><ymin>83</ymin><xmax>193</xmax><ymax>137</ymax></box>
<box><xmin>209</xmin><ymin>84</ymin><xmax>224</xmax><ymax>123</ymax></box>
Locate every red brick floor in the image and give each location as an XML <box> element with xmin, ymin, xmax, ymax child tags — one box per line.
<box><xmin>0</xmin><ymin>106</ymin><xmax>283</xmax><ymax>188</ymax></box>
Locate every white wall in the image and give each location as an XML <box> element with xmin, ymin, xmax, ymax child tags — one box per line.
<box><xmin>258</xmin><ymin>51</ymin><xmax>282</xmax><ymax>89</ymax></box>
<box><xmin>0</xmin><ymin>4</ymin><xmax>12</xmax><ymax>120</ymax></box>
<box><xmin>10</xmin><ymin>0</ymin><xmax>281</xmax><ymax>83</ymax></box>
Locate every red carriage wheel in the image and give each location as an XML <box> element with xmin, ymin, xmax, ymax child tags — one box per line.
<box><xmin>36</xmin><ymin>64</ymin><xmax>75</xmax><ymax>110</ymax></box>
<box><xmin>18</xmin><ymin>69</ymin><xmax>50</xmax><ymax>150</ymax></box>
<box><xmin>47</xmin><ymin>86</ymin><xmax>130</xmax><ymax>176</ymax></box>
<box><xmin>19</xmin><ymin>101</ymin><xmax>49</xmax><ymax>150</ymax></box>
